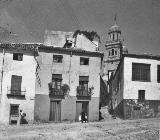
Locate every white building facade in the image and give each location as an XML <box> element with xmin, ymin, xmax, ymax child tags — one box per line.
<box><xmin>0</xmin><ymin>44</ymin><xmax>38</xmax><ymax>124</ymax></box>
<box><xmin>110</xmin><ymin>54</ymin><xmax>160</xmax><ymax>119</ymax></box>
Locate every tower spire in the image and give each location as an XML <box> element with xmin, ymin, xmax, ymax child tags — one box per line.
<box><xmin>114</xmin><ymin>13</ymin><xmax>117</xmax><ymax>25</ymax></box>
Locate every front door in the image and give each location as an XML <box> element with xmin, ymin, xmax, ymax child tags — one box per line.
<box><xmin>75</xmin><ymin>101</ymin><xmax>89</xmax><ymax>121</ymax></box>
<box><xmin>50</xmin><ymin>101</ymin><xmax>61</xmax><ymax>122</ymax></box>
<box><xmin>10</xmin><ymin>104</ymin><xmax>19</xmax><ymax>124</ymax></box>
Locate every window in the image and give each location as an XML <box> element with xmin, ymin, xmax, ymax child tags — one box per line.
<box><xmin>109</xmin><ymin>51</ymin><xmax>111</xmax><ymax>56</ymax></box>
<box><xmin>52</xmin><ymin>74</ymin><xmax>62</xmax><ymax>89</ymax></box>
<box><xmin>53</xmin><ymin>55</ymin><xmax>63</xmax><ymax>63</ymax></box>
<box><xmin>115</xmin><ymin>50</ymin><xmax>117</xmax><ymax>55</ymax></box>
<box><xmin>138</xmin><ymin>90</ymin><xmax>145</xmax><ymax>100</ymax></box>
<box><xmin>11</xmin><ymin>75</ymin><xmax>22</xmax><ymax>95</ymax></box>
<box><xmin>13</xmin><ymin>53</ymin><xmax>23</xmax><ymax>61</ymax></box>
<box><xmin>157</xmin><ymin>65</ymin><xmax>160</xmax><ymax>83</ymax></box>
<box><xmin>80</xmin><ymin>57</ymin><xmax>89</xmax><ymax>65</ymax></box>
<box><xmin>132</xmin><ymin>63</ymin><xmax>150</xmax><ymax>82</ymax></box>
<box><xmin>112</xmin><ymin>49</ymin><xmax>114</xmax><ymax>56</ymax></box>
<box><xmin>79</xmin><ymin>76</ymin><xmax>89</xmax><ymax>95</ymax></box>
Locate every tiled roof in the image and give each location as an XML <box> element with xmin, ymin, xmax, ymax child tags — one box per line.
<box><xmin>0</xmin><ymin>43</ymin><xmax>103</xmax><ymax>57</ymax></box>
<box><xmin>0</xmin><ymin>43</ymin><xmax>39</xmax><ymax>51</ymax></box>
<box><xmin>39</xmin><ymin>45</ymin><xmax>103</xmax><ymax>57</ymax></box>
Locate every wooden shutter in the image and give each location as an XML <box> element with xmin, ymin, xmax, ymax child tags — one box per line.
<box><xmin>11</xmin><ymin>75</ymin><xmax>22</xmax><ymax>91</ymax></box>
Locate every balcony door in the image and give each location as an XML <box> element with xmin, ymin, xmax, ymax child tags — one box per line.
<box><xmin>50</xmin><ymin>101</ymin><xmax>61</xmax><ymax>122</ymax></box>
<box><xmin>75</xmin><ymin>101</ymin><xmax>89</xmax><ymax>121</ymax></box>
<box><xmin>11</xmin><ymin>75</ymin><xmax>22</xmax><ymax>95</ymax></box>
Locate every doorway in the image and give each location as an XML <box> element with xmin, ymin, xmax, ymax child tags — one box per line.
<box><xmin>10</xmin><ymin>104</ymin><xmax>19</xmax><ymax>124</ymax></box>
<box><xmin>75</xmin><ymin>101</ymin><xmax>89</xmax><ymax>121</ymax></box>
<box><xmin>50</xmin><ymin>101</ymin><xmax>61</xmax><ymax>122</ymax></box>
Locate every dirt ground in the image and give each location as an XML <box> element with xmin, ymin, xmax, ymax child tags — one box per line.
<box><xmin>0</xmin><ymin>118</ymin><xmax>159</xmax><ymax>140</ymax></box>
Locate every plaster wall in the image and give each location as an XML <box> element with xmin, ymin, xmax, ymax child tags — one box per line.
<box><xmin>36</xmin><ymin>52</ymin><xmax>101</xmax><ymax>98</ymax></box>
<box><xmin>0</xmin><ymin>50</ymin><xmax>36</xmax><ymax>124</ymax></box>
<box><xmin>35</xmin><ymin>51</ymin><xmax>101</xmax><ymax>122</ymax></box>
<box><xmin>76</xmin><ymin>34</ymin><xmax>97</xmax><ymax>51</ymax></box>
<box><xmin>44</xmin><ymin>30</ymin><xmax>73</xmax><ymax>47</ymax></box>
<box><xmin>34</xmin><ymin>94</ymin><xmax>99</xmax><ymax>122</ymax></box>
<box><xmin>123</xmin><ymin>57</ymin><xmax>160</xmax><ymax>100</ymax></box>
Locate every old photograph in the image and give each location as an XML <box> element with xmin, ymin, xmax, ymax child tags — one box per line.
<box><xmin>0</xmin><ymin>0</ymin><xmax>159</xmax><ymax>139</ymax></box>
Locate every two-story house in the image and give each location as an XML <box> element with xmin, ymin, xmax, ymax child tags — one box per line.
<box><xmin>109</xmin><ymin>54</ymin><xmax>160</xmax><ymax>119</ymax></box>
<box><xmin>0</xmin><ymin>44</ymin><xmax>38</xmax><ymax>124</ymax></box>
<box><xmin>34</xmin><ymin>45</ymin><xmax>103</xmax><ymax>122</ymax></box>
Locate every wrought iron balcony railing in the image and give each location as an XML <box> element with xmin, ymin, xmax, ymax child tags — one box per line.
<box><xmin>49</xmin><ymin>88</ymin><xmax>65</xmax><ymax>99</ymax></box>
<box><xmin>7</xmin><ymin>87</ymin><xmax>26</xmax><ymax>99</ymax></box>
<box><xmin>76</xmin><ymin>86</ymin><xmax>91</xmax><ymax>100</ymax></box>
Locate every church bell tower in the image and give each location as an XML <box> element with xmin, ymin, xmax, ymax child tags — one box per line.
<box><xmin>103</xmin><ymin>16</ymin><xmax>128</xmax><ymax>82</ymax></box>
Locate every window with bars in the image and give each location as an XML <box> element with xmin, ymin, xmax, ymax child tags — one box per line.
<box><xmin>53</xmin><ymin>55</ymin><xmax>63</xmax><ymax>63</ymax></box>
<box><xmin>13</xmin><ymin>53</ymin><xmax>23</xmax><ymax>61</ymax></box>
<box><xmin>157</xmin><ymin>65</ymin><xmax>160</xmax><ymax>83</ymax></box>
<box><xmin>132</xmin><ymin>63</ymin><xmax>150</xmax><ymax>82</ymax></box>
<box><xmin>138</xmin><ymin>90</ymin><xmax>145</xmax><ymax>100</ymax></box>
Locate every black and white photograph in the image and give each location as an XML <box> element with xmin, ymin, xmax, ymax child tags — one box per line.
<box><xmin>0</xmin><ymin>0</ymin><xmax>159</xmax><ymax>139</ymax></box>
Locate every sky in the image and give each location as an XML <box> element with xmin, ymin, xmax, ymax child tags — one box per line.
<box><xmin>0</xmin><ymin>0</ymin><xmax>160</xmax><ymax>55</ymax></box>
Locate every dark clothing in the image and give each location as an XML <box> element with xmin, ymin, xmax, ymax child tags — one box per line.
<box><xmin>81</xmin><ymin>112</ymin><xmax>87</xmax><ymax>123</ymax></box>
<box><xmin>20</xmin><ymin>113</ymin><xmax>28</xmax><ymax>124</ymax></box>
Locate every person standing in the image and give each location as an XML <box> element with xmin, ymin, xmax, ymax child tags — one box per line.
<box><xmin>17</xmin><ymin>109</ymin><xmax>23</xmax><ymax>126</ymax></box>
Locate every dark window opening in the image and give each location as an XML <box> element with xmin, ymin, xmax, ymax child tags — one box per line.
<box><xmin>80</xmin><ymin>57</ymin><xmax>89</xmax><ymax>65</ymax></box>
<box><xmin>52</xmin><ymin>74</ymin><xmax>62</xmax><ymax>90</ymax></box>
<box><xmin>53</xmin><ymin>55</ymin><xmax>63</xmax><ymax>63</ymax></box>
<box><xmin>132</xmin><ymin>63</ymin><xmax>150</xmax><ymax>82</ymax></box>
<box><xmin>112</xmin><ymin>49</ymin><xmax>114</xmax><ymax>56</ymax></box>
<box><xmin>115</xmin><ymin>50</ymin><xmax>117</xmax><ymax>55</ymax></box>
<box><xmin>157</xmin><ymin>65</ymin><xmax>160</xmax><ymax>83</ymax></box>
<box><xmin>138</xmin><ymin>90</ymin><xmax>145</xmax><ymax>100</ymax></box>
<box><xmin>109</xmin><ymin>51</ymin><xmax>110</xmax><ymax>56</ymax></box>
<box><xmin>13</xmin><ymin>53</ymin><xmax>23</xmax><ymax>61</ymax></box>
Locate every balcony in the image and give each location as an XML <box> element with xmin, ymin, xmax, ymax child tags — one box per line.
<box><xmin>7</xmin><ymin>87</ymin><xmax>26</xmax><ymax>99</ymax></box>
<box><xmin>76</xmin><ymin>86</ymin><xmax>91</xmax><ymax>100</ymax></box>
<box><xmin>49</xmin><ymin>88</ymin><xmax>65</xmax><ymax>99</ymax></box>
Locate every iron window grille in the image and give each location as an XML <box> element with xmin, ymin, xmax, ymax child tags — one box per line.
<box><xmin>132</xmin><ymin>63</ymin><xmax>150</xmax><ymax>82</ymax></box>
